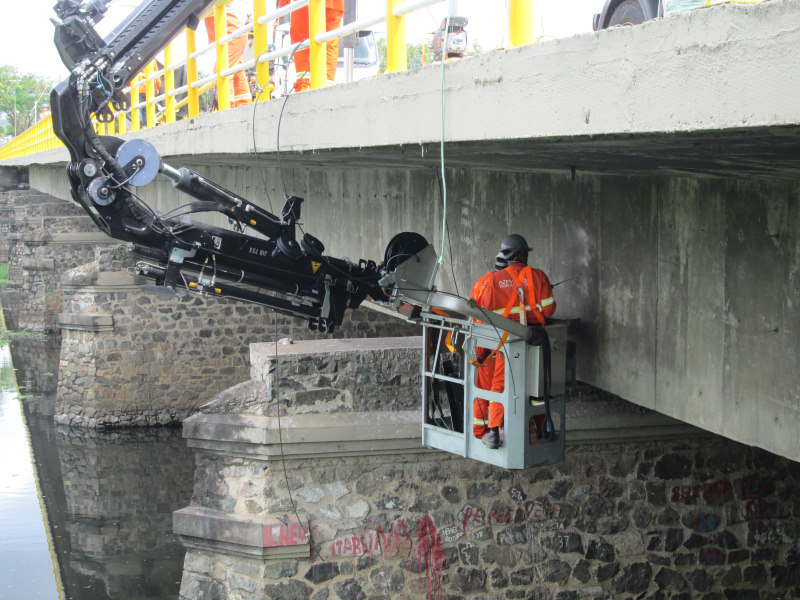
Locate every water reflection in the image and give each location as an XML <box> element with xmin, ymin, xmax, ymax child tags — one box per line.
<box><xmin>0</xmin><ymin>343</ymin><xmax>61</xmax><ymax>599</ymax></box>
<box><xmin>1</xmin><ymin>328</ymin><xmax>195</xmax><ymax>600</ymax></box>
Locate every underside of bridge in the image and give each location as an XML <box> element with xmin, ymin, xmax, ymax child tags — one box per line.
<box><xmin>8</xmin><ymin>0</ymin><xmax>800</xmax><ymax>461</ymax></box>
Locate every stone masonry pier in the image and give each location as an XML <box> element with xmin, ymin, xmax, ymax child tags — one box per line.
<box><xmin>174</xmin><ymin>338</ymin><xmax>800</xmax><ymax>599</ymax></box>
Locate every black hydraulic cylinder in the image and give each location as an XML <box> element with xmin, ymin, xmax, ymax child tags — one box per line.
<box><xmin>160</xmin><ymin>163</ymin><xmax>284</xmax><ymax>239</ymax></box>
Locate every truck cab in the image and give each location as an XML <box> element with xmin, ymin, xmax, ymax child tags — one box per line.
<box><xmin>593</xmin><ymin>0</ymin><xmax>660</xmax><ymax>30</ymax></box>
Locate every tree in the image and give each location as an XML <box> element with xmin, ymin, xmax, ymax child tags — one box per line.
<box><xmin>375</xmin><ymin>38</ymin><xmax>482</xmax><ymax>74</ymax></box>
<box><xmin>375</xmin><ymin>38</ymin><xmax>436</xmax><ymax>73</ymax></box>
<box><xmin>0</xmin><ymin>66</ymin><xmax>57</xmax><ymax>138</ymax></box>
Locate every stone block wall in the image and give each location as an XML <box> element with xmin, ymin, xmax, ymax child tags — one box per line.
<box><xmin>175</xmin><ymin>340</ymin><xmax>800</xmax><ymax>600</ymax></box>
<box><xmin>0</xmin><ymin>190</ymin><xmax>17</xmax><ymax>259</ymax></box>
<box><xmin>181</xmin><ymin>439</ymin><xmax>800</xmax><ymax>600</ymax></box>
<box><xmin>2</xmin><ymin>190</ymin><xmax>110</xmax><ymax>332</ymax></box>
<box><xmin>56</xmin><ymin>247</ymin><xmax>420</xmax><ymax>428</ymax></box>
<box><xmin>230</xmin><ymin>337</ymin><xmax>423</xmax><ymax>416</ymax></box>
<box><xmin>7</xmin><ymin>231</ymin><xmax>112</xmax><ymax>332</ymax></box>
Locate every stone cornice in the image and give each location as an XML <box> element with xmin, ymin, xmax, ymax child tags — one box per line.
<box><xmin>62</xmin><ymin>271</ymin><xmax>149</xmax><ymax>294</ymax></box>
<box><xmin>57</xmin><ymin>313</ymin><xmax>115</xmax><ymax>332</ymax></box>
<box><xmin>21</xmin><ymin>258</ymin><xmax>55</xmax><ymax>271</ymax></box>
<box><xmin>173</xmin><ymin>506</ymin><xmax>310</xmax><ymax>559</ymax></box>
<box><xmin>182</xmin><ymin>410</ymin><xmax>431</xmax><ymax>461</ymax></box>
<box><xmin>50</xmin><ymin>232</ymin><xmax>114</xmax><ymax>245</ymax></box>
<box><xmin>6</xmin><ymin>231</ymin><xmax>111</xmax><ymax>246</ymax></box>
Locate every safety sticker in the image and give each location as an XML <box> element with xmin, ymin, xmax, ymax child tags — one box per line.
<box><xmin>311</xmin><ymin>261</ymin><xmax>322</xmax><ymax>274</ymax></box>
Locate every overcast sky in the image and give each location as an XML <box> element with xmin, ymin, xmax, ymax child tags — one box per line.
<box><xmin>5</xmin><ymin>0</ymin><xmax>601</xmax><ymax>81</ymax></box>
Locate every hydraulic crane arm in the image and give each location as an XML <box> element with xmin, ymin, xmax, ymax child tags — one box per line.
<box><xmin>48</xmin><ymin>0</ymin><xmax>429</xmax><ymax>332</ymax></box>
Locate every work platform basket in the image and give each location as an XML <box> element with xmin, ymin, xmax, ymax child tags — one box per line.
<box><xmin>386</xmin><ymin>245</ymin><xmax>567</xmax><ymax>470</ymax></box>
<box><xmin>420</xmin><ymin>312</ymin><xmax>567</xmax><ymax>469</ymax></box>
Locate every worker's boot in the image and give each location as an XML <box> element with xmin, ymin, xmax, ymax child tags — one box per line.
<box><xmin>482</xmin><ymin>427</ymin><xmax>500</xmax><ymax>449</ymax></box>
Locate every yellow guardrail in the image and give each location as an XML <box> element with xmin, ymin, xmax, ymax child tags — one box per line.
<box><xmin>0</xmin><ymin>116</ymin><xmax>64</xmax><ymax>160</ymax></box>
<box><xmin>0</xmin><ymin>0</ymin><xmax>535</xmax><ymax>162</ymax></box>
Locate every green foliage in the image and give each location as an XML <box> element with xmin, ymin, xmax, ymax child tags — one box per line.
<box><xmin>468</xmin><ymin>41</ymin><xmax>484</xmax><ymax>56</ymax></box>
<box><xmin>408</xmin><ymin>41</ymin><xmax>437</xmax><ymax>70</ymax></box>
<box><xmin>375</xmin><ymin>38</ymin><xmax>482</xmax><ymax>73</ymax></box>
<box><xmin>0</xmin><ymin>327</ymin><xmax>43</xmax><ymax>347</ymax></box>
<box><xmin>375</xmin><ymin>38</ymin><xmax>436</xmax><ymax>72</ymax></box>
<box><xmin>376</xmin><ymin>37</ymin><xmax>387</xmax><ymax>72</ymax></box>
<box><xmin>0</xmin><ymin>263</ymin><xmax>7</xmax><ymax>288</ymax></box>
<box><xmin>0</xmin><ymin>66</ymin><xmax>57</xmax><ymax>138</ymax></box>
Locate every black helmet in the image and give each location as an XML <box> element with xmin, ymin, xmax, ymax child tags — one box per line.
<box><xmin>498</xmin><ymin>234</ymin><xmax>531</xmax><ymax>263</ymax></box>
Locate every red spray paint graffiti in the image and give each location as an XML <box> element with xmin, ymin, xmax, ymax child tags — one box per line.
<box><xmin>416</xmin><ymin>515</ymin><xmax>445</xmax><ymax>600</ymax></box>
<box><xmin>263</xmin><ymin>522</ymin><xmax>309</xmax><ymax>547</ymax></box>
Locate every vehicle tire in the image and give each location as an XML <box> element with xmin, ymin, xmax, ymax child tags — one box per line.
<box><xmin>606</xmin><ymin>0</ymin><xmax>657</xmax><ymax>26</ymax></box>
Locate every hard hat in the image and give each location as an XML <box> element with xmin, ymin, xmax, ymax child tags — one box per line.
<box><xmin>498</xmin><ymin>234</ymin><xmax>531</xmax><ymax>262</ymax></box>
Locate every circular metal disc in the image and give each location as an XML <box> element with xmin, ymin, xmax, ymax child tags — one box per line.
<box><xmin>116</xmin><ymin>139</ymin><xmax>161</xmax><ymax>186</ymax></box>
<box><xmin>87</xmin><ymin>177</ymin><xmax>116</xmax><ymax>206</ymax></box>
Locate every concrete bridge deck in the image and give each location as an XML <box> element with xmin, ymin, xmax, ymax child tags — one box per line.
<box><xmin>5</xmin><ymin>0</ymin><xmax>800</xmax><ymax>461</ymax></box>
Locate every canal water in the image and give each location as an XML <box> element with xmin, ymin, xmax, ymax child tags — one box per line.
<box><xmin>0</xmin><ymin>320</ymin><xmax>195</xmax><ymax>600</ymax></box>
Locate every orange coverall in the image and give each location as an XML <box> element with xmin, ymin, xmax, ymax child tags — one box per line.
<box><xmin>278</xmin><ymin>0</ymin><xmax>344</xmax><ymax>91</ymax></box>
<box><xmin>205</xmin><ymin>11</ymin><xmax>251</xmax><ymax>107</ymax></box>
<box><xmin>471</xmin><ymin>262</ymin><xmax>556</xmax><ymax>437</ymax></box>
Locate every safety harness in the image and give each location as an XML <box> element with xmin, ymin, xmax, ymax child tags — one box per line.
<box><xmin>469</xmin><ymin>266</ymin><xmax>545</xmax><ymax>368</ymax></box>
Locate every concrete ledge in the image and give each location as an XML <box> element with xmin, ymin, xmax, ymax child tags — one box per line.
<box><xmin>183</xmin><ymin>410</ymin><xmax>430</xmax><ymax>460</ymax></box>
<box><xmin>50</xmin><ymin>232</ymin><xmax>114</xmax><ymax>245</ymax></box>
<box><xmin>184</xmin><ymin>400</ymin><xmax>705</xmax><ymax>463</ymax></box>
<box><xmin>173</xmin><ymin>507</ymin><xmax>310</xmax><ymax>559</ymax></box>
<box><xmin>567</xmin><ymin>414</ymin><xmax>704</xmax><ymax>444</ymax></box>
<box><xmin>21</xmin><ymin>258</ymin><xmax>55</xmax><ymax>271</ymax></box>
<box><xmin>250</xmin><ymin>336</ymin><xmax>421</xmax><ymax>363</ymax></box>
<box><xmin>57</xmin><ymin>313</ymin><xmax>115</xmax><ymax>332</ymax></box>
<box><xmin>62</xmin><ymin>271</ymin><xmax>149</xmax><ymax>293</ymax></box>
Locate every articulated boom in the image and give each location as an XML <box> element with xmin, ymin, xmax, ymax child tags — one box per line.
<box><xmin>48</xmin><ymin>0</ymin><xmax>428</xmax><ymax>332</ymax></box>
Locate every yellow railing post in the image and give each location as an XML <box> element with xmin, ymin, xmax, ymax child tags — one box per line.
<box><xmin>165</xmin><ymin>43</ymin><xmax>176</xmax><ymax>123</ymax></box>
<box><xmin>145</xmin><ymin>61</ymin><xmax>156</xmax><ymax>127</ymax></box>
<box><xmin>186</xmin><ymin>27</ymin><xmax>200</xmax><ymax>118</ymax></box>
<box><xmin>117</xmin><ymin>109</ymin><xmax>127</xmax><ymax>135</ymax></box>
<box><xmin>253</xmin><ymin>0</ymin><xmax>270</xmax><ymax>100</ymax></box>
<box><xmin>386</xmin><ymin>0</ymin><xmax>407</xmax><ymax>73</ymax></box>
<box><xmin>509</xmin><ymin>0</ymin><xmax>534</xmax><ymax>47</ymax></box>
<box><xmin>131</xmin><ymin>78</ymin><xmax>141</xmax><ymax>132</ymax></box>
<box><xmin>214</xmin><ymin>2</ymin><xmax>231</xmax><ymax>110</ymax></box>
<box><xmin>309</xmin><ymin>0</ymin><xmax>326</xmax><ymax>89</ymax></box>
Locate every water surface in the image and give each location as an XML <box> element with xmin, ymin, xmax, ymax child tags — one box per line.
<box><xmin>0</xmin><ymin>330</ymin><xmax>195</xmax><ymax>600</ymax></box>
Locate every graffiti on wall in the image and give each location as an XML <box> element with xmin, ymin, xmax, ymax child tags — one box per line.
<box><xmin>263</xmin><ymin>521</ymin><xmax>310</xmax><ymax>548</ymax></box>
<box><xmin>460</xmin><ymin>499</ymin><xmax>562</xmax><ymax>530</ymax></box>
<box><xmin>670</xmin><ymin>474</ymin><xmax>791</xmax><ymax>548</ymax></box>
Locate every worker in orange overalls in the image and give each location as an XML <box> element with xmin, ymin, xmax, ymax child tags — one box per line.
<box><xmin>471</xmin><ymin>234</ymin><xmax>556</xmax><ymax>449</ymax></box>
<box><xmin>278</xmin><ymin>0</ymin><xmax>344</xmax><ymax>91</ymax></box>
<box><xmin>204</xmin><ymin>0</ymin><xmax>251</xmax><ymax>107</ymax></box>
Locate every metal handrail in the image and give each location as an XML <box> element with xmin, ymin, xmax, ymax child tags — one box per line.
<box><xmin>0</xmin><ymin>0</ymin><xmax>536</xmax><ymax>162</ymax></box>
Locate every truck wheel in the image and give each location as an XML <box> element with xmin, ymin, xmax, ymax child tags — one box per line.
<box><xmin>607</xmin><ymin>0</ymin><xmax>652</xmax><ymax>26</ymax></box>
